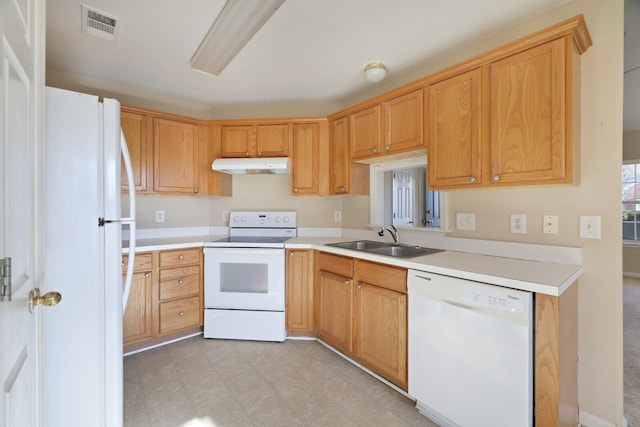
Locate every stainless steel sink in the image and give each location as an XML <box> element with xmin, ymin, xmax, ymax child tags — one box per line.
<box><xmin>326</xmin><ymin>240</ymin><xmax>442</xmax><ymax>259</ymax></box>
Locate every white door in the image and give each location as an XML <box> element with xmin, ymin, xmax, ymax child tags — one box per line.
<box><xmin>392</xmin><ymin>169</ymin><xmax>414</xmax><ymax>226</ymax></box>
<box><xmin>0</xmin><ymin>0</ymin><xmax>46</xmax><ymax>425</ymax></box>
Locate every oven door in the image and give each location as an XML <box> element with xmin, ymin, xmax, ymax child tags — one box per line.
<box><xmin>204</xmin><ymin>247</ymin><xmax>285</xmax><ymax>311</ymax></box>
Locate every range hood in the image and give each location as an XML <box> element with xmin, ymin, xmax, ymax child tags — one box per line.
<box><xmin>211</xmin><ymin>157</ymin><xmax>290</xmax><ymax>174</ymax></box>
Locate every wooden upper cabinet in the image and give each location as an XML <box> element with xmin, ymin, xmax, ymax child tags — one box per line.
<box><xmin>489</xmin><ymin>38</ymin><xmax>569</xmax><ymax>185</ymax></box>
<box><xmin>256</xmin><ymin>124</ymin><xmax>289</xmax><ymax>157</ymax></box>
<box><xmin>382</xmin><ymin>89</ymin><xmax>424</xmax><ymax>154</ymax></box>
<box><xmin>220</xmin><ymin>125</ymin><xmax>253</xmax><ymax>157</ymax></box>
<box><xmin>121</xmin><ymin>108</ymin><xmax>151</xmax><ymax>193</ymax></box>
<box><xmin>428</xmin><ymin>68</ymin><xmax>483</xmax><ymax>189</ymax></box>
<box><xmin>291</xmin><ymin>122</ymin><xmax>320</xmax><ymax>195</ymax></box>
<box><xmin>350</xmin><ymin>105</ymin><xmax>381</xmax><ymax>160</ymax></box>
<box><xmin>153</xmin><ymin>118</ymin><xmax>200</xmax><ymax>194</ymax></box>
<box><xmin>220</xmin><ymin>123</ymin><xmax>289</xmax><ymax>158</ymax></box>
<box><xmin>330</xmin><ymin>117</ymin><xmax>369</xmax><ymax>195</ymax></box>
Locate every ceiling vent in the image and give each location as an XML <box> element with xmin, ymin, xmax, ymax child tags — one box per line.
<box><xmin>81</xmin><ymin>5</ymin><xmax>120</xmax><ymax>42</ymax></box>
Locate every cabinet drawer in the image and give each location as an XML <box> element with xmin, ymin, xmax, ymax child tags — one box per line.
<box><xmin>318</xmin><ymin>252</ymin><xmax>354</xmax><ymax>278</ymax></box>
<box><xmin>159</xmin><ymin>266</ymin><xmax>200</xmax><ymax>301</ymax></box>
<box><xmin>159</xmin><ymin>296</ymin><xmax>200</xmax><ymax>335</ymax></box>
<box><xmin>356</xmin><ymin>259</ymin><xmax>407</xmax><ymax>293</ymax></box>
<box><xmin>122</xmin><ymin>253</ymin><xmax>153</xmax><ymax>273</ymax></box>
<box><xmin>159</xmin><ymin>248</ymin><xmax>200</xmax><ymax>268</ymax></box>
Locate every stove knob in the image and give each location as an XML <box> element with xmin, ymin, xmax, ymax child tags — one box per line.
<box><xmin>283</xmin><ymin>216</ymin><xmax>290</xmax><ymax>223</ymax></box>
<box><xmin>275</xmin><ymin>216</ymin><xmax>282</xmax><ymax>223</ymax></box>
<box><xmin>233</xmin><ymin>216</ymin><xmax>240</xmax><ymax>223</ymax></box>
<box><xmin>241</xmin><ymin>216</ymin><xmax>247</xmax><ymax>223</ymax></box>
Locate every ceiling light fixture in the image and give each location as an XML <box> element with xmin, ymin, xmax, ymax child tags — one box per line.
<box><xmin>190</xmin><ymin>0</ymin><xmax>285</xmax><ymax>77</ymax></box>
<box><xmin>364</xmin><ymin>61</ymin><xmax>387</xmax><ymax>83</ymax></box>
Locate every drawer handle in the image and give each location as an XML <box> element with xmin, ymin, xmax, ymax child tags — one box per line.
<box><xmin>145</xmin><ymin>272</ymin><xmax>150</xmax><ymax>278</ymax></box>
<box><xmin>178</xmin><ymin>311</ymin><xmax>184</xmax><ymax>317</ymax></box>
<box><xmin>178</xmin><ymin>255</ymin><xmax>184</xmax><ymax>260</ymax></box>
<box><xmin>178</xmin><ymin>279</ymin><xmax>184</xmax><ymax>285</ymax></box>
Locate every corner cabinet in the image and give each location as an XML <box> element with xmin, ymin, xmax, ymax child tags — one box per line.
<box><xmin>121</xmin><ymin>105</ymin><xmax>231</xmax><ymax>196</ymax></box>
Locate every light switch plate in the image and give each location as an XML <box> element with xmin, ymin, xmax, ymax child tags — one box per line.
<box><xmin>456</xmin><ymin>213</ymin><xmax>476</xmax><ymax>231</ymax></box>
<box><xmin>580</xmin><ymin>216</ymin><xmax>601</xmax><ymax>239</ymax></box>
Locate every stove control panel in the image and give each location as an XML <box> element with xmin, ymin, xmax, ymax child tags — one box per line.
<box><xmin>229</xmin><ymin>211</ymin><xmax>297</xmax><ymax>228</ymax></box>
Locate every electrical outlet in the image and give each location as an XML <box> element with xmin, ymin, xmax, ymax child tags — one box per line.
<box><xmin>334</xmin><ymin>211</ymin><xmax>342</xmax><ymax>222</ymax></box>
<box><xmin>510</xmin><ymin>214</ymin><xmax>526</xmax><ymax>234</ymax></box>
<box><xmin>580</xmin><ymin>216</ymin><xmax>601</xmax><ymax>239</ymax></box>
<box><xmin>543</xmin><ymin>215</ymin><xmax>559</xmax><ymax>234</ymax></box>
<box><xmin>456</xmin><ymin>213</ymin><xmax>475</xmax><ymax>231</ymax></box>
<box><xmin>155</xmin><ymin>210</ymin><xmax>165</xmax><ymax>223</ymax></box>
<box><xmin>222</xmin><ymin>210</ymin><xmax>230</xmax><ymax>222</ymax></box>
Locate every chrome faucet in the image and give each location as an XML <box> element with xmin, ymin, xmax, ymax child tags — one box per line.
<box><xmin>378</xmin><ymin>224</ymin><xmax>399</xmax><ymax>244</ymax></box>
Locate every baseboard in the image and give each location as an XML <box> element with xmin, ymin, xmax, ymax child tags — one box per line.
<box><xmin>579</xmin><ymin>410</ymin><xmax>625</xmax><ymax>427</ymax></box>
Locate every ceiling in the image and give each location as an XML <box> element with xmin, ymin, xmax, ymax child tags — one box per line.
<box><xmin>47</xmin><ymin>1</ymin><xmax>576</xmax><ymax>107</ymax></box>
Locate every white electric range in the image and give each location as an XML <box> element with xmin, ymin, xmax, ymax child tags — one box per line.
<box><xmin>203</xmin><ymin>211</ymin><xmax>296</xmax><ymax>342</ymax></box>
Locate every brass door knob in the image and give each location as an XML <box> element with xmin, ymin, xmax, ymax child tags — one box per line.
<box><xmin>29</xmin><ymin>288</ymin><xmax>62</xmax><ymax>313</ymax></box>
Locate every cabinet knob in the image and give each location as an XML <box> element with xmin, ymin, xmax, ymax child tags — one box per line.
<box><xmin>371</xmin><ymin>148</ymin><xmax>377</xmax><ymax>153</ymax></box>
<box><xmin>122</xmin><ymin>261</ymin><xmax>125</xmax><ymax>266</ymax></box>
<box><xmin>469</xmin><ymin>176</ymin><xmax>476</xmax><ymax>183</ymax></box>
<box><xmin>293</xmin><ymin>188</ymin><xmax>298</xmax><ymax>193</ymax></box>
<box><xmin>178</xmin><ymin>311</ymin><xmax>184</xmax><ymax>317</ymax></box>
<box><xmin>145</xmin><ymin>272</ymin><xmax>150</xmax><ymax>278</ymax></box>
<box><xmin>178</xmin><ymin>255</ymin><xmax>184</xmax><ymax>260</ymax></box>
<box><xmin>384</xmin><ymin>145</ymin><xmax>390</xmax><ymax>151</ymax></box>
<box><xmin>257</xmin><ymin>151</ymin><xmax>262</xmax><ymax>157</ymax></box>
<box><xmin>344</xmin><ymin>280</ymin><xmax>349</xmax><ymax>285</ymax></box>
<box><xmin>289</xmin><ymin>251</ymin><xmax>294</xmax><ymax>256</ymax></box>
<box><xmin>339</xmin><ymin>186</ymin><xmax>345</xmax><ymax>192</ymax></box>
<box><xmin>245</xmin><ymin>152</ymin><xmax>250</xmax><ymax>157</ymax></box>
<box><xmin>178</xmin><ymin>279</ymin><xmax>184</xmax><ymax>285</ymax></box>
<box><xmin>357</xmin><ymin>284</ymin><xmax>362</xmax><ymax>289</ymax></box>
<box><xmin>492</xmin><ymin>175</ymin><xmax>500</xmax><ymax>182</ymax></box>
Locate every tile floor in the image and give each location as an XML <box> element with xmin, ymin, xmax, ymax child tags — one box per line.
<box><xmin>124</xmin><ymin>336</ymin><xmax>438</xmax><ymax>427</ymax></box>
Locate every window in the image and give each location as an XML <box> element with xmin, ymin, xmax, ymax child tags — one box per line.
<box><xmin>622</xmin><ymin>162</ymin><xmax>640</xmax><ymax>241</ymax></box>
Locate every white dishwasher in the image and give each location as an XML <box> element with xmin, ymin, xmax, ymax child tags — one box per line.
<box><xmin>408</xmin><ymin>269</ymin><xmax>533</xmax><ymax>427</ymax></box>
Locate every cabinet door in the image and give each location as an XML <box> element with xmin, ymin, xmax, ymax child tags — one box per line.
<box><xmin>354</xmin><ymin>282</ymin><xmax>407</xmax><ymax>389</ymax></box>
<box><xmin>220</xmin><ymin>125</ymin><xmax>253</xmax><ymax>157</ymax></box>
<box><xmin>489</xmin><ymin>38</ymin><xmax>567</xmax><ymax>185</ymax></box>
<box><xmin>428</xmin><ymin>68</ymin><xmax>483</xmax><ymax>189</ymax></box>
<box><xmin>382</xmin><ymin>89</ymin><xmax>424</xmax><ymax>154</ymax></box>
<box><xmin>121</xmin><ymin>109</ymin><xmax>150</xmax><ymax>193</ymax></box>
<box><xmin>317</xmin><ymin>270</ymin><xmax>352</xmax><ymax>354</ymax></box>
<box><xmin>123</xmin><ymin>271</ymin><xmax>153</xmax><ymax>345</ymax></box>
<box><xmin>153</xmin><ymin>118</ymin><xmax>200</xmax><ymax>194</ymax></box>
<box><xmin>291</xmin><ymin>123</ymin><xmax>319</xmax><ymax>194</ymax></box>
<box><xmin>285</xmin><ymin>250</ymin><xmax>313</xmax><ymax>333</ymax></box>
<box><xmin>330</xmin><ymin>116</ymin><xmax>349</xmax><ymax>194</ymax></box>
<box><xmin>256</xmin><ymin>124</ymin><xmax>289</xmax><ymax>157</ymax></box>
<box><xmin>350</xmin><ymin>105</ymin><xmax>381</xmax><ymax>160</ymax></box>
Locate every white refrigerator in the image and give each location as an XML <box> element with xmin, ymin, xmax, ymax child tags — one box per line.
<box><xmin>43</xmin><ymin>87</ymin><xmax>136</xmax><ymax>427</ymax></box>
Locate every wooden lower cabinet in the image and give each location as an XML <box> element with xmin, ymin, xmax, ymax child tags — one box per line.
<box><xmin>315</xmin><ymin>252</ymin><xmax>408</xmax><ymax>390</ymax></box>
<box><xmin>122</xmin><ymin>253</ymin><xmax>154</xmax><ymax>345</ymax></box>
<box><xmin>122</xmin><ymin>248</ymin><xmax>204</xmax><ymax>353</ymax></box>
<box><xmin>317</xmin><ymin>269</ymin><xmax>353</xmax><ymax>353</ymax></box>
<box><xmin>285</xmin><ymin>249</ymin><xmax>314</xmax><ymax>335</ymax></box>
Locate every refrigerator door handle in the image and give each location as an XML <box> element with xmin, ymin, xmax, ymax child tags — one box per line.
<box><xmin>121</xmin><ymin>129</ymin><xmax>137</xmax><ymax>312</ymax></box>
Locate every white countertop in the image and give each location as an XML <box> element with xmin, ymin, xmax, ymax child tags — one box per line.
<box><xmin>123</xmin><ymin>235</ymin><xmax>581</xmax><ymax>296</ymax></box>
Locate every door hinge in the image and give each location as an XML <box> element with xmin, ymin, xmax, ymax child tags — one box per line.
<box><xmin>0</xmin><ymin>257</ymin><xmax>12</xmax><ymax>302</ymax></box>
